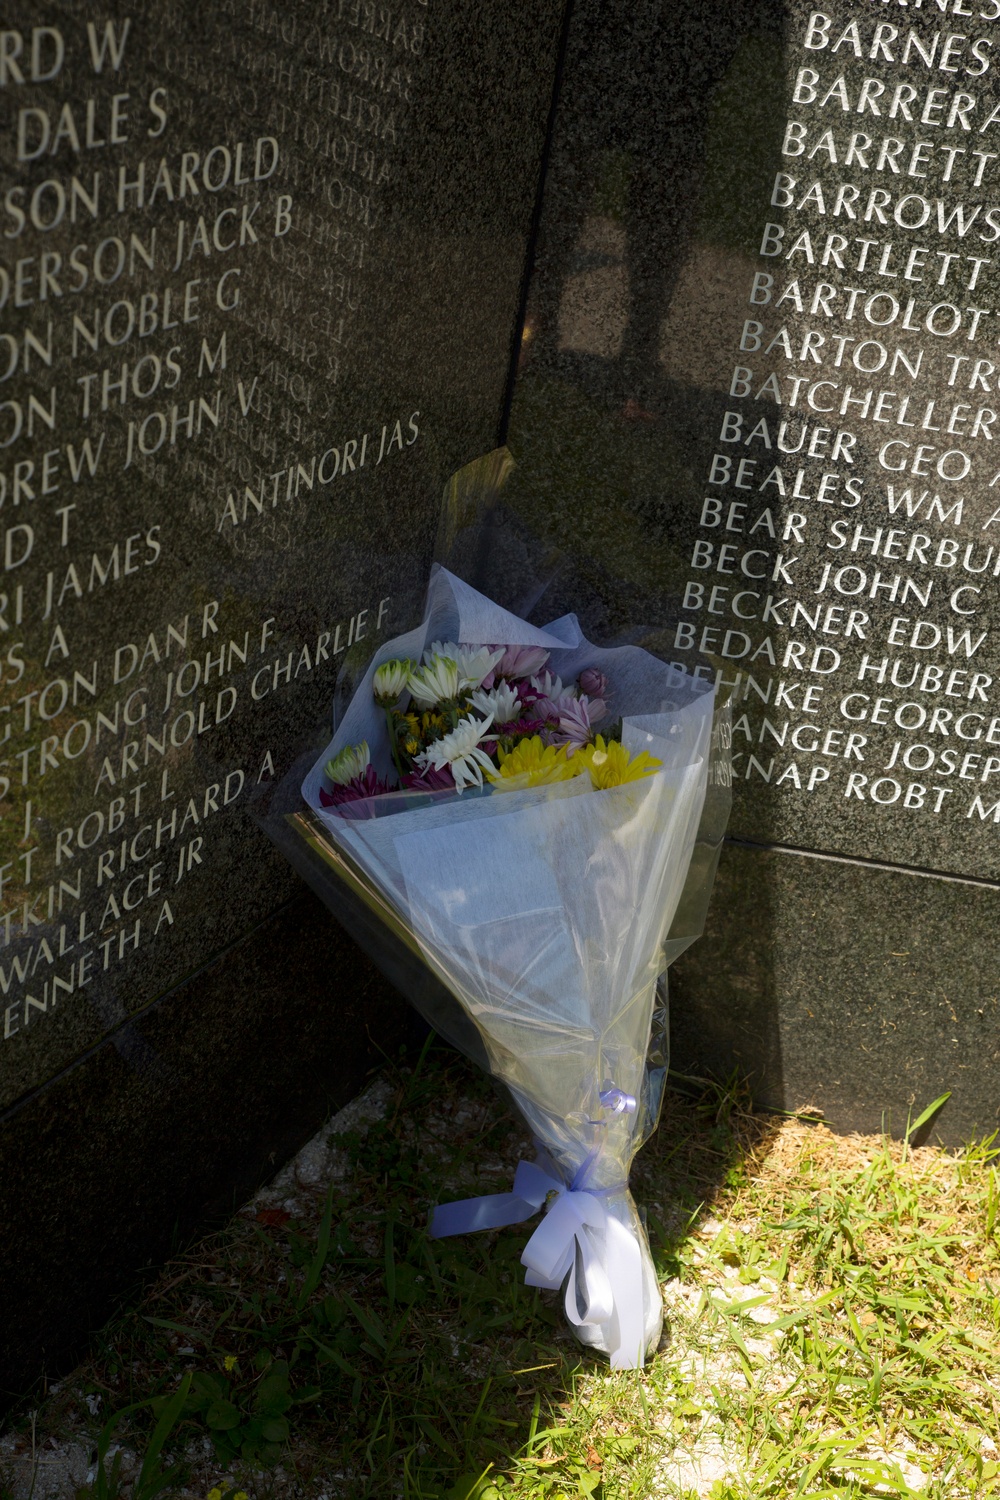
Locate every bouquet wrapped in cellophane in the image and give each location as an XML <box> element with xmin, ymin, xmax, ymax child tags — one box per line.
<box><xmin>284</xmin><ymin>557</ymin><xmax>725</xmax><ymax>1369</ymax></box>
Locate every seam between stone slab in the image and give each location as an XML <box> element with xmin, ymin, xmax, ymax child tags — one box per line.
<box><xmin>726</xmin><ymin>834</ymin><xmax>1000</xmax><ymax>892</ymax></box>
<box><xmin>498</xmin><ymin>0</ymin><xmax>577</xmax><ymax>444</ymax></box>
<box><xmin>0</xmin><ymin>894</ymin><xmax>309</xmax><ymax>1128</ymax></box>
<box><xmin>8</xmin><ymin>833</ymin><xmax>990</xmax><ymax>1123</ymax></box>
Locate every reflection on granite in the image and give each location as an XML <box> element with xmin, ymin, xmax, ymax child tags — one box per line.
<box><xmin>508</xmin><ymin>0</ymin><xmax>1000</xmax><ymax>1136</ymax></box>
<box><xmin>671</xmin><ymin>841</ymin><xmax>1000</xmax><ymax>1145</ymax></box>
<box><xmin>509</xmin><ymin>0</ymin><xmax>1000</xmax><ymax>872</ymax></box>
<box><xmin>0</xmin><ymin>891</ymin><xmax>422</xmax><ymax>1400</ymax></box>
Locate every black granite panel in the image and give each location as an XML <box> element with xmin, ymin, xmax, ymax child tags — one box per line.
<box><xmin>0</xmin><ymin>888</ymin><xmax>422</xmax><ymax>1401</ymax></box>
<box><xmin>671</xmin><ymin>839</ymin><xmax>1000</xmax><ymax>1144</ymax></box>
<box><xmin>509</xmin><ymin>0</ymin><xmax>1000</xmax><ymax>880</ymax></box>
<box><xmin>0</xmin><ymin>0</ymin><xmax>567</xmax><ymax>1401</ymax></box>
<box><xmin>0</xmin><ymin>0</ymin><xmax>566</xmax><ymax>1108</ymax></box>
<box><xmin>505</xmin><ymin>0</ymin><xmax>1000</xmax><ymax>1134</ymax></box>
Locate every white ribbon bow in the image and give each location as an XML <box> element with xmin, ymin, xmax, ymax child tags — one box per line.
<box><xmin>430</xmin><ymin>1158</ymin><xmax>647</xmax><ymax>1369</ymax></box>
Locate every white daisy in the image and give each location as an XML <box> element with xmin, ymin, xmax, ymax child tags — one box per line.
<box><xmin>470</xmin><ymin>681</ymin><xmax>521</xmax><ymax>725</ymax></box>
<box><xmin>530</xmin><ymin>669</ymin><xmax>575</xmax><ymax>702</ymax></box>
<box><xmin>415</xmin><ymin>712</ymin><xmax>496</xmax><ymax>792</ymax></box>
<box><xmin>427</xmin><ymin>640</ymin><xmax>504</xmax><ymax>692</ymax></box>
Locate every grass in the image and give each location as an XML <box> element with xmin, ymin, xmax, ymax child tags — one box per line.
<box><xmin>634</xmin><ymin>1102</ymin><xmax>1000</xmax><ymax>1498</ymax></box>
<box><xmin>1</xmin><ymin>1041</ymin><xmax>997</xmax><ymax>1500</ymax></box>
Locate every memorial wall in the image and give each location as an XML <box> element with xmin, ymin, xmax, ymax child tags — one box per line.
<box><xmin>7</xmin><ymin>0</ymin><xmax>1000</xmax><ymax>1404</ymax></box>
<box><xmin>508</xmin><ymin>0</ymin><xmax>1000</xmax><ymax>1139</ymax></box>
<box><xmin>0</xmin><ymin>0</ymin><xmax>566</xmax><ymax>1394</ymax></box>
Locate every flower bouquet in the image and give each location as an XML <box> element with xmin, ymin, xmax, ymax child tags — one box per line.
<box><xmin>279</xmin><ymin>563</ymin><xmax>724</xmax><ymax>1369</ymax></box>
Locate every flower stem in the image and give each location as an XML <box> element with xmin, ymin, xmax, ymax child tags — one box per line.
<box><xmin>384</xmin><ymin>707</ymin><xmax>406</xmax><ymax>786</ymax></box>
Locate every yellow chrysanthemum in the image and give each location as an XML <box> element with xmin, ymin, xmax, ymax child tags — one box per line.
<box><xmin>488</xmin><ymin>735</ymin><xmax>585</xmax><ymax>793</ymax></box>
<box><xmin>576</xmin><ymin>735</ymin><xmax>662</xmax><ymax>789</ymax></box>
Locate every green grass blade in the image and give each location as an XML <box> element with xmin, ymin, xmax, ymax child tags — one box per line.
<box><xmin>905</xmin><ymin>1092</ymin><xmax>952</xmax><ymax>1142</ymax></box>
<box><xmin>297</xmin><ymin>1182</ymin><xmax>335</xmax><ymax>1311</ymax></box>
<box><xmin>134</xmin><ymin>1372</ymin><xmax>191</xmax><ymax>1500</ymax></box>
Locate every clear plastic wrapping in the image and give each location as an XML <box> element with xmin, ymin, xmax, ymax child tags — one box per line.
<box><xmin>258</xmin><ymin>455</ymin><xmax>731</xmax><ymax>1368</ymax></box>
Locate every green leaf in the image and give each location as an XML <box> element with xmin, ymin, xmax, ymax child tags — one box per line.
<box><xmin>205</xmin><ymin>1399</ymin><xmax>241</xmax><ymax>1431</ymax></box>
<box><xmin>384</xmin><ymin>1214</ymin><xmax>396</xmax><ymax>1311</ymax></box>
<box><xmin>342</xmin><ymin>1291</ymin><xmax>387</xmax><ymax>1350</ymax></box>
<box><xmin>255</xmin><ymin>1362</ymin><xmax>292</xmax><ymax>1416</ymax></box>
<box><xmin>135</xmin><ymin>1372</ymin><xmax>192</xmax><ymax>1500</ymax></box>
<box><xmin>608</xmin><ymin>1436</ymin><xmax>639</xmax><ymax>1457</ymax></box>
<box><xmin>319</xmin><ymin>1294</ymin><xmax>347</xmax><ymax>1327</ymax></box>
<box><xmin>392</xmin><ymin>1262</ymin><xmax>429</xmax><ymax>1306</ymax></box>
<box><xmin>445</xmin><ymin>1472</ymin><xmax>494</xmax><ymax>1500</ymax></box>
<box><xmin>292</xmin><ymin>1384</ymin><xmax>322</xmax><ymax>1404</ymax></box>
<box><xmin>416</xmin><ymin>1415</ymin><xmax>460</xmax><ymax>1461</ymax></box>
<box><xmin>297</xmin><ymin>1181</ymin><xmax>335</xmax><ymax>1311</ymax></box>
<box><xmin>905</xmin><ymin>1092</ymin><xmax>952</xmax><ymax>1141</ymax></box>
<box><xmin>261</xmin><ymin>1417</ymin><xmax>289</xmax><ymax>1443</ymax></box>
<box><xmin>256</xmin><ymin>1392</ymin><xmax>293</xmax><ymax>1419</ymax></box>
<box><xmin>191</xmin><ymin>1372</ymin><xmax>225</xmax><ymax>1402</ymax></box>
<box><xmin>675</xmin><ymin>1398</ymin><xmax>703</xmax><ymax>1417</ymax></box>
<box><xmin>712</xmin><ymin>1292</ymin><xmax>772</xmax><ymax>1317</ymax></box>
<box><xmin>767</xmin><ymin>1290</ymin><xmax>840</xmax><ymax>1329</ymax></box>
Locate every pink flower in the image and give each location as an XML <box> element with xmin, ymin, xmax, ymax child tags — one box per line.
<box><xmin>550</xmin><ymin>694</ymin><xmax>605</xmax><ymax>752</ymax></box>
<box><xmin>531</xmin><ymin>696</ymin><xmax>560</xmax><ymax>724</ymax></box>
<box><xmin>579</xmin><ymin>667</ymin><xmax>610</xmax><ymax>699</ymax></box>
<box><xmin>519</xmin><ymin>680</ymin><xmax>562</xmax><ymax>723</ymax></box>
<box><xmin>492</xmin><ymin>644</ymin><xmax>550</xmax><ymax>681</ymax></box>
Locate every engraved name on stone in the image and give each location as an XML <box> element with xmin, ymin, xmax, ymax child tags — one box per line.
<box><xmin>0</xmin><ymin>8</ymin><xmax>427</xmax><ymax>1059</ymax></box>
<box><xmin>672</xmin><ymin>4</ymin><xmax>1000</xmax><ymax>852</ymax></box>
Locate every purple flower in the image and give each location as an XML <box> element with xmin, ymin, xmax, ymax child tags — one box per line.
<box><xmin>492</xmin><ymin>644</ymin><xmax>550</xmax><ymax>681</ymax></box>
<box><xmin>579</xmin><ymin>667</ymin><xmax>610</xmax><ymax>699</ymax></box>
<box><xmin>508</xmin><ymin>716</ymin><xmax>548</xmax><ymax>737</ymax></box>
<box><xmin>402</xmin><ymin>764</ymin><xmax>456</xmax><ymax>793</ymax></box>
<box><xmin>513</xmin><ymin>682</ymin><xmax>549</xmax><ymax>716</ymax></box>
<box><xmin>320</xmin><ymin>765</ymin><xmax>395</xmax><ymax>816</ymax></box>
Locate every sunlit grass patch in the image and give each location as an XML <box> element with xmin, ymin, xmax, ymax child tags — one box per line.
<box><xmin>616</xmin><ymin>1097</ymin><xmax>1000</xmax><ymax>1500</ymax></box>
